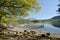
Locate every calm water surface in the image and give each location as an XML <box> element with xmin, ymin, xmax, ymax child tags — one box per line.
<box><xmin>25</xmin><ymin>23</ymin><xmax>60</xmax><ymax>33</ymax></box>
<box><xmin>38</xmin><ymin>24</ymin><xmax>60</xmax><ymax>33</ymax></box>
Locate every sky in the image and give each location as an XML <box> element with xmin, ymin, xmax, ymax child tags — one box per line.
<box><xmin>25</xmin><ymin>0</ymin><xmax>59</xmax><ymax>19</ymax></box>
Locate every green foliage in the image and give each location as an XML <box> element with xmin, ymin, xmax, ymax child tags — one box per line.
<box><xmin>1</xmin><ymin>16</ymin><xmax>7</xmax><ymax>23</ymax></box>
<box><xmin>18</xmin><ymin>19</ymin><xmax>31</xmax><ymax>24</ymax></box>
<box><xmin>32</xmin><ymin>20</ymin><xmax>40</xmax><ymax>23</ymax></box>
<box><xmin>0</xmin><ymin>0</ymin><xmax>40</xmax><ymax>23</ymax></box>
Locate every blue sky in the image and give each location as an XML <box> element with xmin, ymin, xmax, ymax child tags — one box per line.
<box><xmin>25</xmin><ymin>0</ymin><xmax>59</xmax><ymax>19</ymax></box>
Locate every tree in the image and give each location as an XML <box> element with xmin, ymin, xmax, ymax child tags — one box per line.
<box><xmin>0</xmin><ymin>0</ymin><xmax>40</xmax><ymax>23</ymax></box>
<box><xmin>32</xmin><ymin>20</ymin><xmax>40</xmax><ymax>23</ymax></box>
<box><xmin>0</xmin><ymin>0</ymin><xmax>40</xmax><ymax>36</ymax></box>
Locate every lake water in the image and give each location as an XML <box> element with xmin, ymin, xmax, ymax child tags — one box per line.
<box><xmin>25</xmin><ymin>23</ymin><xmax>60</xmax><ymax>33</ymax></box>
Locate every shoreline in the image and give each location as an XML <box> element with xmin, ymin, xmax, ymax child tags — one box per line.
<box><xmin>24</xmin><ymin>28</ymin><xmax>60</xmax><ymax>38</ymax></box>
<box><xmin>8</xmin><ymin>26</ymin><xmax>60</xmax><ymax>38</ymax></box>
<box><xmin>0</xmin><ymin>27</ymin><xmax>60</xmax><ymax>40</ymax></box>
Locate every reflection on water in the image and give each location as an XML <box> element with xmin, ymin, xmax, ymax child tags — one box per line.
<box><xmin>24</xmin><ymin>24</ymin><xmax>44</xmax><ymax>29</ymax></box>
<box><xmin>42</xmin><ymin>24</ymin><xmax>60</xmax><ymax>33</ymax></box>
<box><xmin>52</xmin><ymin>24</ymin><xmax>60</xmax><ymax>28</ymax></box>
<box><xmin>24</xmin><ymin>23</ymin><xmax>60</xmax><ymax>33</ymax></box>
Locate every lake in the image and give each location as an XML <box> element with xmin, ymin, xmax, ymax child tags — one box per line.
<box><xmin>24</xmin><ymin>23</ymin><xmax>60</xmax><ymax>33</ymax></box>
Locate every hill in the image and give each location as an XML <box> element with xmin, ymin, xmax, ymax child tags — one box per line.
<box><xmin>51</xmin><ymin>15</ymin><xmax>60</xmax><ymax>20</ymax></box>
<box><xmin>51</xmin><ymin>15</ymin><xmax>60</xmax><ymax>27</ymax></box>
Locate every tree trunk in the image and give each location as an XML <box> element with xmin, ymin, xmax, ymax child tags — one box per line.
<box><xmin>0</xmin><ymin>15</ymin><xmax>2</xmax><ymax>23</ymax></box>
